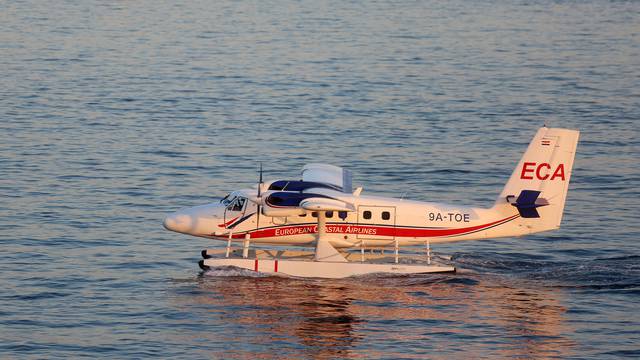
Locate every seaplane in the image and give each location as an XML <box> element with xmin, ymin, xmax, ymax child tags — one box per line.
<box><xmin>163</xmin><ymin>127</ymin><xmax>579</xmax><ymax>278</ymax></box>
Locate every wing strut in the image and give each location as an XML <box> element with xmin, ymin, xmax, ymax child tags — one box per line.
<box><xmin>314</xmin><ymin>212</ymin><xmax>347</xmax><ymax>262</ymax></box>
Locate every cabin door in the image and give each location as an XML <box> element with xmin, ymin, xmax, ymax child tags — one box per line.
<box><xmin>357</xmin><ymin>206</ymin><xmax>396</xmax><ymax>241</ymax></box>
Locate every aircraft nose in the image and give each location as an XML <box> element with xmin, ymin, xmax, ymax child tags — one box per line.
<box><xmin>163</xmin><ymin>213</ymin><xmax>193</xmax><ymax>233</ymax></box>
<box><xmin>163</xmin><ymin>203</ymin><xmax>225</xmax><ymax>236</ymax></box>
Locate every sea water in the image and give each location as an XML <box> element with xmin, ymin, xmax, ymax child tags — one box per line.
<box><xmin>1</xmin><ymin>1</ymin><xmax>639</xmax><ymax>358</ymax></box>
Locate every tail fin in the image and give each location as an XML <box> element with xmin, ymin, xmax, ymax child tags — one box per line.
<box><xmin>494</xmin><ymin>127</ymin><xmax>579</xmax><ymax>233</ymax></box>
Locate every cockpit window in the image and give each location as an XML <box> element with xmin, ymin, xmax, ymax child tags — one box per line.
<box><xmin>227</xmin><ymin>197</ymin><xmax>246</xmax><ymax>212</ymax></box>
<box><xmin>235</xmin><ymin>197</ymin><xmax>246</xmax><ymax>211</ymax></box>
<box><xmin>220</xmin><ymin>194</ymin><xmax>234</xmax><ymax>206</ymax></box>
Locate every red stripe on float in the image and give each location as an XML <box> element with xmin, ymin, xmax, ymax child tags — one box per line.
<box><xmin>254</xmin><ymin>259</ymin><xmax>258</xmax><ymax>272</ymax></box>
<box><xmin>274</xmin><ymin>260</ymin><xmax>278</xmax><ymax>272</ymax></box>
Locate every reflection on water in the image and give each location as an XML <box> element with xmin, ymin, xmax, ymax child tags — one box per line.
<box><xmin>170</xmin><ymin>271</ymin><xmax>573</xmax><ymax>359</ymax></box>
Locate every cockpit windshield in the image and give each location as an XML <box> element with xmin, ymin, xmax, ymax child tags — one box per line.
<box><xmin>226</xmin><ymin>196</ymin><xmax>246</xmax><ymax>212</ymax></box>
<box><xmin>220</xmin><ymin>193</ymin><xmax>235</xmax><ymax>206</ymax></box>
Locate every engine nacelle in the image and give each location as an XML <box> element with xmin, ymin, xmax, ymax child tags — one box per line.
<box><xmin>262</xmin><ymin>191</ymin><xmax>327</xmax><ymax>217</ymax></box>
<box><xmin>261</xmin><ymin>205</ymin><xmax>306</xmax><ymax>217</ymax></box>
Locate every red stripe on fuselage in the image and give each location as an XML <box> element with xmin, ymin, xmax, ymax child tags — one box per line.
<box><xmin>218</xmin><ymin>216</ymin><xmax>240</xmax><ymax>228</ymax></box>
<box><xmin>394</xmin><ymin>215</ymin><xmax>519</xmax><ymax>237</ymax></box>
<box><xmin>227</xmin><ymin>215</ymin><xmax>519</xmax><ymax>239</ymax></box>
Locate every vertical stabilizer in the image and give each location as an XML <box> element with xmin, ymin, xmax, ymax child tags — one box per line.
<box><xmin>494</xmin><ymin>127</ymin><xmax>579</xmax><ymax>233</ymax></box>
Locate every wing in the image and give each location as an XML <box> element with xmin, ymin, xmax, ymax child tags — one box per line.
<box><xmin>301</xmin><ymin>164</ymin><xmax>352</xmax><ymax>193</ymax></box>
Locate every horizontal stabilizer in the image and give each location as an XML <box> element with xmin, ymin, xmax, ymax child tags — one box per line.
<box><xmin>518</xmin><ymin>207</ymin><xmax>540</xmax><ymax>219</ymax></box>
<box><xmin>508</xmin><ymin>190</ymin><xmax>549</xmax><ymax>218</ymax></box>
<box><xmin>516</xmin><ymin>190</ymin><xmax>541</xmax><ymax>206</ymax></box>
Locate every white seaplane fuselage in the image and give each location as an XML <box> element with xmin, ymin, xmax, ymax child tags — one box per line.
<box><xmin>164</xmin><ymin>191</ymin><xmax>522</xmax><ymax>248</ymax></box>
<box><xmin>164</xmin><ymin>127</ymin><xmax>580</xmax><ymax>254</ymax></box>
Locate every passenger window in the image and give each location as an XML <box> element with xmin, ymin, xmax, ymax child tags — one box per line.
<box><xmin>299</xmin><ymin>213</ymin><xmax>307</xmax><ymax>217</ymax></box>
<box><xmin>311</xmin><ymin>212</ymin><xmax>318</xmax><ymax>218</ymax></box>
<box><xmin>363</xmin><ymin>211</ymin><xmax>372</xmax><ymax>220</ymax></box>
<box><xmin>338</xmin><ymin>211</ymin><xmax>347</xmax><ymax>220</ymax></box>
<box><xmin>382</xmin><ymin>211</ymin><xmax>390</xmax><ymax>220</ymax></box>
<box><xmin>326</xmin><ymin>211</ymin><xmax>333</xmax><ymax>218</ymax></box>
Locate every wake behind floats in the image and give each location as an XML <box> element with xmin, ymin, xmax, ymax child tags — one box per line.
<box><xmin>163</xmin><ymin>127</ymin><xmax>579</xmax><ymax>278</ymax></box>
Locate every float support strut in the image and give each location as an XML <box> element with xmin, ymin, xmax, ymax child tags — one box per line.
<box><xmin>243</xmin><ymin>233</ymin><xmax>251</xmax><ymax>259</ymax></box>
<box><xmin>225</xmin><ymin>230</ymin><xmax>233</xmax><ymax>258</ymax></box>
<box><xmin>394</xmin><ymin>237</ymin><xmax>399</xmax><ymax>264</ymax></box>
<box><xmin>314</xmin><ymin>212</ymin><xmax>347</xmax><ymax>262</ymax></box>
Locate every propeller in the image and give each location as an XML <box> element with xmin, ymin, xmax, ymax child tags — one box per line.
<box><xmin>256</xmin><ymin>162</ymin><xmax>263</xmax><ymax>230</ymax></box>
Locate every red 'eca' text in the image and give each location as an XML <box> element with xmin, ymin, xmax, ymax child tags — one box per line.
<box><xmin>520</xmin><ymin>162</ymin><xmax>565</xmax><ymax>181</ymax></box>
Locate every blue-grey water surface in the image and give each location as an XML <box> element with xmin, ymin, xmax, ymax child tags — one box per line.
<box><xmin>1</xmin><ymin>1</ymin><xmax>639</xmax><ymax>358</ymax></box>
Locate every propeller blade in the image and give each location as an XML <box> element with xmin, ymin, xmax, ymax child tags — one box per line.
<box><xmin>258</xmin><ymin>162</ymin><xmax>263</xmax><ymax>197</ymax></box>
<box><xmin>256</xmin><ymin>162</ymin><xmax>263</xmax><ymax>230</ymax></box>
